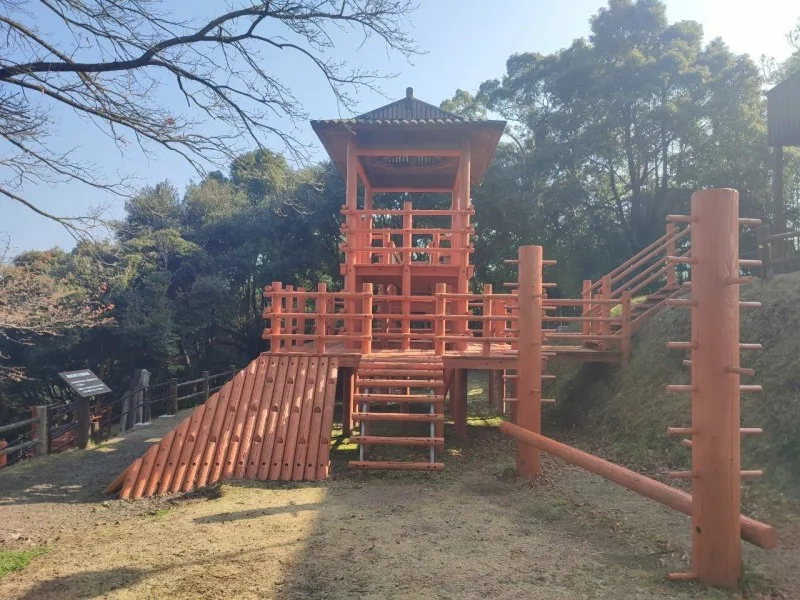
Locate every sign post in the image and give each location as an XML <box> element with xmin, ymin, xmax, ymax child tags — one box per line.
<box><xmin>59</xmin><ymin>370</ymin><xmax>111</xmax><ymax>450</ymax></box>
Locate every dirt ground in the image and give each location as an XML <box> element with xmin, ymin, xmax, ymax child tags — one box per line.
<box><xmin>0</xmin><ymin>407</ymin><xmax>797</xmax><ymax>599</ymax></box>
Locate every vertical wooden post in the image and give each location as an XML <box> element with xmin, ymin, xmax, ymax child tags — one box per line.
<box><xmin>202</xmin><ymin>371</ymin><xmax>210</xmax><ymax>403</ymax></box>
<box><xmin>401</xmin><ymin>201</ymin><xmax>412</xmax><ymax>350</ymax></box>
<box><xmin>285</xmin><ymin>285</ymin><xmax>294</xmax><ymax>350</ymax></box>
<box><xmin>344</xmin><ymin>138</ymin><xmax>358</xmax><ymax>350</ymax></box>
<box><xmin>342</xmin><ymin>368</ymin><xmax>354</xmax><ymax>437</ymax></box>
<box><xmin>621</xmin><ymin>291</ymin><xmax>632</xmax><ymax>364</ymax></box>
<box><xmin>582</xmin><ymin>280</ymin><xmax>591</xmax><ymax>336</ymax></box>
<box><xmin>509</xmin><ymin>289</ymin><xmax>519</xmax><ymax>352</ymax></box>
<box><xmin>169</xmin><ymin>379</ymin><xmax>178</xmax><ymax>415</ymax></box>
<box><xmin>270</xmin><ymin>281</ymin><xmax>283</xmax><ymax>352</ymax></box>
<box><xmin>76</xmin><ymin>396</ymin><xmax>91</xmax><ymax>450</ymax></box>
<box><xmin>482</xmin><ymin>283</ymin><xmax>493</xmax><ymax>356</ymax></box>
<box><xmin>434</xmin><ymin>283</ymin><xmax>446</xmax><ymax>355</ymax></box>
<box><xmin>143</xmin><ymin>385</ymin><xmax>151</xmax><ymax>423</ymax></box>
<box><xmin>0</xmin><ymin>441</ymin><xmax>7</xmax><ymax>468</ymax></box>
<box><xmin>690</xmin><ymin>188</ymin><xmax>741</xmax><ymax>587</ymax></box>
<box><xmin>317</xmin><ymin>282</ymin><xmax>328</xmax><ymax>353</ymax></box>
<box><xmin>35</xmin><ymin>406</ymin><xmax>48</xmax><ymax>456</ymax></box>
<box><xmin>454</xmin><ymin>143</ymin><xmax>471</xmax><ymax>350</ymax></box>
<box><xmin>452</xmin><ymin>368</ymin><xmax>468</xmax><ymax>441</ymax></box>
<box><xmin>362</xmin><ymin>283</ymin><xmax>373</xmax><ymax>355</ymax></box>
<box><xmin>666</xmin><ymin>222</ymin><xmax>677</xmax><ymax>288</ymax></box>
<box><xmin>600</xmin><ymin>275</ymin><xmax>612</xmax><ymax>349</ymax></box>
<box><xmin>297</xmin><ymin>287</ymin><xmax>307</xmax><ymax>347</ymax></box>
<box><xmin>516</xmin><ymin>245</ymin><xmax>543</xmax><ymax>477</ymax></box>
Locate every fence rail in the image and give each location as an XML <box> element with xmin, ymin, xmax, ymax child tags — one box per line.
<box><xmin>0</xmin><ymin>366</ymin><xmax>238</xmax><ymax>470</ymax></box>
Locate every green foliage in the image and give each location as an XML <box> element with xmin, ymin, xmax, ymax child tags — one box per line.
<box><xmin>0</xmin><ymin>547</ymin><xmax>49</xmax><ymax>580</ymax></box>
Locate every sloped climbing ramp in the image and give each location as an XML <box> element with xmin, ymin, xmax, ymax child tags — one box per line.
<box><xmin>108</xmin><ymin>354</ymin><xmax>339</xmax><ymax>499</ymax></box>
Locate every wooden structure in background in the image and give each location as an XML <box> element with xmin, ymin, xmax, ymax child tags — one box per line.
<box><xmin>110</xmin><ymin>90</ymin><xmax>777</xmax><ymax>587</ymax></box>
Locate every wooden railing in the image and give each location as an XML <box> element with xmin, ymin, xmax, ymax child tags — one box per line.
<box><xmin>262</xmin><ymin>279</ymin><xmax>631</xmax><ymax>358</ymax></box>
<box><xmin>582</xmin><ymin>220</ymin><xmax>692</xmax><ymax>337</ymax></box>
<box><xmin>757</xmin><ymin>224</ymin><xmax>800</xmax><ymax>280</ymax></box>
<box><xmin>0</xmin><ymin>366</ymin><xmax>238</xmax><ymax>469</ymax></box>
<box><xmin>340</xmin><ymin>203</ymin><xmax>475</xmax><ymax>267</ymax></box>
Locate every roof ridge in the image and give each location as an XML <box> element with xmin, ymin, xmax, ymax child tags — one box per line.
<box><xmin>355</xmin><ymin>88</ymin><xmax>466</xmax><ymax>122</ymax></box>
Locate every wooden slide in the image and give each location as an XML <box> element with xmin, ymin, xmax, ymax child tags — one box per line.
<box><xmin>107</xmin><ymin>354</ymin><xmax>339</xmax><ymax>499</ymax></box>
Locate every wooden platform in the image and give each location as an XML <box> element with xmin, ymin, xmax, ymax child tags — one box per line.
<box><xmin>283</xmin><ymin>343</ymin><xmax>621</xmax><ymax>369</ymax></box>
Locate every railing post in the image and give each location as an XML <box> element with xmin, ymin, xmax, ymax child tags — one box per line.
<box><xmin>169</xmin><ymin>378</ymin><xmax>178</xmax><ymax>415</ymax></box>
<box><xmin>270</xmin><ymin>281</ymin><xmax>283</xmax><ymax>352</ymax></box>
<box><xmin>316</xmin><ymin>282</ymin><xmax>328</xmax><ymax>353</ymax></box>
<box><xmin>285</xmin><ymin>285</ymin><xmax>295</xmax><ymax>350</ymax></box>
<box><xmin>666</xmin><ymin>222</ymin><xmax>677</xmax><ymax>287</ymax></box>
<box><xmin>516</xmin><ymin>245</ymin><xmax>543</xmax><ymax>477</ymax></box>
<box><xmin>76</xmin><ymin>396</ymin><xmax>90</xmax><ymax>450</ymax></box>
<box><xmin>621</xmin><ymin>291</ymin><xmax>632</xmax><ymax>364</ymax></box>
<box><xmin>362</xmin><ymin>283</ymin><xmax>373</xmax><ymax>355</ymax></box>
<box><xmin>482</xmin><ymin>283</ymin><xmax>493</xmax><ymax>356</ymax></box>
<box><xmin>582</xmin><ymin>280</ymin><xmax>592</xmax><ymax>336</ymax></box>
<box><xmin>434</xmin><ymin>283</ymin><xmax>446</xmax><ymax>355</ymax></box>
<box><xmin>35</xmin><ymin>406</ymin><xmax>49</xmax><ymax>456</ymax></box>
<box><xmin>202</xmin><ymin>371</ymin><xmax>210</xmax><ymax>403</ymax></box>
<box><xmin>297</xmin><ymin>287</ymin><xmax>307</xmax><ymax>348</ymax></box>
<box><xmin>600</xmin><ymin>275</ymin><xmax>612</xmax><ymax>349</ymax></box>
<box><xmin>143</xmin><ymin>384</ymin><xmax>152</xmax><ymax>423</ymax></box>
<box><xmin>401</xmin><ymin>201</ymin><xmax>412</xmax><ymax>351</ymax></box>
<box><xmin>688</xmin><ymin>188</ymin><xmax>742</xmax><ymax>586</ymax></box>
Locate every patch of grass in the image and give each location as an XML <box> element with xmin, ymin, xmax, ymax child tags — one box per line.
<box><xmin>149</xmin><ymin>508</ymin><xmax>171</xmax><ymax>519</ymax></box>
<box><xmin>548</xmin><ymin>271</ymin><xmax>800</xmax><ymax>519</ymax></box>
<box><xmin>0</xmin><ymin>547</ymin><xmax>49</xmax><ymax>580</ymax></box>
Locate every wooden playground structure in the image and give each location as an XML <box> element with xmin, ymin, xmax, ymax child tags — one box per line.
<box><xmin>111</xmin><ymin>90</ymin><xmax>776</xmax><ymax>587</ymax></box>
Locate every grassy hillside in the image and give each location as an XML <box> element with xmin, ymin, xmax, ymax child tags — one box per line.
<box><xmin>547</xmin><ymin>272</ymin><xmax>800</xmax><ymax>517</ymax></box>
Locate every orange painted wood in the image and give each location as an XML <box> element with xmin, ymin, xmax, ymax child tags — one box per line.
<box><xmin>499</xmin><ymin>421</ymin><xmax>775</xmax><ymax>550</ymax></box>
<box><xmin>349</xmin><ymin>461</ymin><xmax>444</xmax><ymax>471</ymax></box>
<box><xmin>282</xmin><ymin>356</ymin><xmax>318</xmax><ymax>480</ymax></box>
<box><xmin>182</xmin><ymin>391</ymin><xmax>224</xmax><ymax>492</ymax></box>
<box><xmin>119</xmin><ymin>456</ymin><xmax>142</xmax><ymax>500</ymax></box>
<box><xmin>315</xmin><ymin>359</ymin><xmax>340</xmax><ymax>480</ymax></box>
<box><xmin>690</xmin><ymin>188</ymin><xmax>743</xmax><ymax>586</ymax></box>
<box><xmin>269</xmin><ymin>356</ymin><xmax>308</xmax><ymax>480</ymax></box>
<box><xmin>157</xmin><ymin>416</ymin><xmax>191</xmax><ymax>494</ymax></box>
<box><xmin>256</xmin><ymin>356</ymin><xmax>293</xmax><ymax>479</ymax></box>
<box><xmin>196</xmin><ymin>371</ymin><xmax>244</xmax><ymax>489</ymax></box>
<box><xmin>243</xmin><ymin>356</ymin><xmax>283</xmax><ymax>478</ymax></box>
<box><xmin>234</xmin><ymin>356</ymin><xmax>277</xmax><ymax>478</ymax></box>
<box><xmin>301</xmin><ymin>357</ymin><xmax>330</xmax><ymax>480</ymax></box>
<box><xmin>515</xmin><ymin>245</ymin><xmax>543</xmax><ymax>477</ymax></box>
<box><xmin>105</xmin><ymin>464</ymin><xmax>130</xmax><ymax>494</ymax></box>
<box><xmin>208</xmin><ymin>362</ymin><xmax>251</xmax><ymax>485</ymax></box>
<box><xmin>143</xmin><ymin>428</ymin><xmax>176</xmax><ymax>497</ymax></box>
<box><xmin>169</xmin><ymin>404</ymin><xmax>207</xmax><ymax>493</ymax></box>
<box><xmin>223</xmin><ymin>357</ymin><xmax>263</xmax><ymax>479</ymax></box>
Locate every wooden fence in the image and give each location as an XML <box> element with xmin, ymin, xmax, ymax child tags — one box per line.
<box><xmin>0</xmin><ymin>366</ymin><xmax>237</xmax><ymax>469</ymax></box>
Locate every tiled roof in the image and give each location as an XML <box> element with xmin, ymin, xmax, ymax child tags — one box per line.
<box><xmin>311</xmin><ymin>87</ymin><xmax>477</xmax><ymax>126</ymax></box>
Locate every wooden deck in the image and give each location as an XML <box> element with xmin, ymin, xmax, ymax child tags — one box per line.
<box><xmin>279</xmin><ymin>342</ymin><xmax>621</xmax><ymax>369</ymax></box>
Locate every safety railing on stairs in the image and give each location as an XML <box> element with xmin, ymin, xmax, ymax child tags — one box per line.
<box><xmin>582</xmin><ymin>221</ymin><xmax>693</xmax><ymax>338</ymax></box>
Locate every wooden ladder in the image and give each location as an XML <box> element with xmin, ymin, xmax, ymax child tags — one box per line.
<box><xmin>349</xmin><ymin>356</ymin><xmax>445</xmax><ymax>471</ymax></box>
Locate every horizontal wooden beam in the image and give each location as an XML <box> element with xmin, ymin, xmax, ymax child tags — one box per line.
<box><xmin>371</xmin><ymin>187</ymin><xmax>454</xmax><ymax>193</ymax></box>
<box><xmin>498</xmin><ymin>421</ymin><xmax>777</xmax><ymax>549</ymax></box>
<box><xmin>356</xmin><ymin>147</ymin><xmax>461</xmax><ymax>157</ymax></box>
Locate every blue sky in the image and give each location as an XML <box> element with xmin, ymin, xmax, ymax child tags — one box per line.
<box><xmin>3</xmin><ymin>0</ymin><xmax>798</xmax><ymax>254</ymax></box>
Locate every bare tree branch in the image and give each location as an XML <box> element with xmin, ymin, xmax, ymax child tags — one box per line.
<box><xmin>0</xmin><ymin>0</ymin><xmax>419</xmax><ymax>240</ymax></box>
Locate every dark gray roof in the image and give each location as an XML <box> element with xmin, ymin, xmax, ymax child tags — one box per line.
<box><xmin>767</xmin><ymin>72</ymin><xmax>800</xmax><ymax>147</ymax></box>
<box><xmin>311</xmin><ymin>87</ymin><xmax>478</xmax><ymax>126</ymax></box>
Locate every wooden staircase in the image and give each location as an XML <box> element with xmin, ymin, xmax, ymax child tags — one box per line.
<box><xmin>629</xmin><ymin>283</ymin><xmax>684</xmax><ymax>333</ymax></box>
<box><xmin>349</xmin><ymin>355</ymin><xmax>445</xmax><ymax>471</ymax></box>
